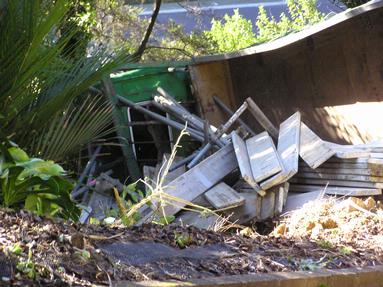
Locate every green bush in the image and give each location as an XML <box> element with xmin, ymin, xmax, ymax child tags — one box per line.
<box><xmin>0</xmin><ymin>138</ymin><xmax>80</xmax><ymax>221</ymax></box>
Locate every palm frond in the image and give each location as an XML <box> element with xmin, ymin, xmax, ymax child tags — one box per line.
<box><xmin>29</xmin><ymin>92</ymin><xmax>114</xmax><ymax>161</ymax></box>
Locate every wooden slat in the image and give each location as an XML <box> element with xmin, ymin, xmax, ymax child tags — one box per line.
<box><xmin>246</xmin><ymin>132</ymin><xmax>283</xmax><ymax>183</ymax></box>
<box><xmin>299</xmin><ymin>166</ymin><xmax>377</xmax><ymax>176</ymax></box>
<box><xmin>295</xmin><ymin>171</ymin><xmax>383</xmax><ymax>185</ymax></box>
<box><xmin>231</xmin><ymin>131</ymin><xmax>263</xmax><ymax>195</ymax></box>
<box><xmin>204</xmin><ymin>182</ymin><xmax>245</xmax><ymax>209</ymax></box>
<box><xmin>246</xmin><ymin>98</ymin><xmax>279</xmax><ymax>139</ymax></box>
<box><xmin>274</xmin><ymin>184</ymin><xmax>287</xmax><ymax>215</ymax></box>
<box><xmin>260</xmin><ymin>190</ymin><xmax>275</xmax><ymax>220</ymax></box>
<box><xmin>261</xmin><ymin>112</ymin><xmax>301</xmax><ymax>190</ymax></box>
<box><xmin>299</xmin><ymin>123</ymin><xmax>335</xmax><ymax>169</ymax></box>
<box><xmin>326</xmin><ymin>142</ymin><xmax>371</xmax><ymax>159</ymax></box>
<box><xmin>289</xmin><ymin>177</ymin><xmax>383</xmax><ymax>188</ymax></box>
<box><xmin>152</xmin><ymin>144</ymin><xmax>238</xmax><ymax>217</ymax></box>
<box><xmin>221</xmin><ymin>192</ymin><xmax>261</xmax><ymax>224</ymax></box>
<box><xmin>289</xmin><ymin>184</ymin><xmax>381</xmax><ymax>196</ymax></box>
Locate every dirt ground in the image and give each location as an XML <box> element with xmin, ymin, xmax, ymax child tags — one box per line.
<box><xmin>0</xmin><ymin>195</ymin><xmax>382</xmax><ymax>286</ymax></box>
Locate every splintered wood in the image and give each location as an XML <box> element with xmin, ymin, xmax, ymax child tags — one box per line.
<box><xmin>246</xmin><ymin>132</ymin><xmax>283</xmax><ymax>182</ymax></box>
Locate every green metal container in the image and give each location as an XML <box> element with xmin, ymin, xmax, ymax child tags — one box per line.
<box><xmin>110</xmin><ymin>65</ymin><xmax>191</xmax><ymax>103</ymax></box>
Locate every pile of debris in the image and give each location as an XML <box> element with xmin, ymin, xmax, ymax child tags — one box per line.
<box><xmin>74</xmin><ymin>88</ymin><xmax>383</xmax><ymax>229</ymax></box>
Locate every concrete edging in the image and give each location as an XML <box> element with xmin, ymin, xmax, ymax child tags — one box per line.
<box><xmin>116</xmin><ymin>265</ymin><xmax>383</xmax><ymax>287</ymax></box>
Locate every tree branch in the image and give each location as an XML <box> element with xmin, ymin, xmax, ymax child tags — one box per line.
<box><xmin>133</xmin><ymin>0</ymin><xmax>162</xmax><ymax>62</ymax></box>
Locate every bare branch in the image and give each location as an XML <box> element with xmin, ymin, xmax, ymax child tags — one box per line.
<box><xmin>133</xmin><ymin>0</ymin><xmax>162</xmax><ymax>61</ymax></box>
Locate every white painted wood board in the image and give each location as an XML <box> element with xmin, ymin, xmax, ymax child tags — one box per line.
<box><xmin>246</xmin><ymin>132</ymin><xmax>283</xmax><ymax>183</ymax></box>
<box><xmin>295</xmin><ymin>171</ymin><xmax>383</xmax><ymax>185</ymax></box>
<box><xmin>154</xmin><ymin>144</ymin><xmax>239</xmax><ymax>217</ymax></box>
<box><xmin>299</xmin><ymin>123</ymin><xmax>335</xmax><ymax>169</ymax></box>
<box><xmin>290</xmin><ymin>177</ymin><xmax>383</xmax><ymax>188</ymax></box>
<box><xmin>221</xmin><ymin>192</ymin><xmax>261</xmax><ymax>224</ymax></box>
<box><xmin>204</xmin><ymin>182</ymin><xmax>245</xmax><ymax>209</ymax></box>
<box><xmin>260</xmin><ymin>190</ymin><xmax>275</xmax><ymax>220</ymax></box>
<box><xmin>260</xmin><ymin>112</ymin><xmax>301</xmax><ymax>190</ymax></box>
<box><xmin>231</xmin><ymin>131</ymin><xmax>263</xmax><ymax>194</ymax></box>
<box><xmin>289</xmin><ymin>184</ymin><xmax>382</xmax><ymax>196</ymax></box>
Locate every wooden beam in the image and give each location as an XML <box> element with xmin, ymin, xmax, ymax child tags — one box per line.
<box><xmin>231</xmin><ymin>131</ymin><xmax>264</xmax><ymax>195</ymax></box>
<box><xmin>246</xmin><ymin>97</ymin><xmax>279</xmax><ymax>139</ymax></box>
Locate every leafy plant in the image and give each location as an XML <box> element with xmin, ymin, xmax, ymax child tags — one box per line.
<box><xmin>174</xmin><ymin>231</ymin><xmax>192</xmax><ymax>248</ymax></box>
<box><xmin>0</xmin><ymin>0</ymin><xmax>131</xmax><ymax>160</ymax></box>
<box><xmin>0</xmin><ymin>138</ymin><xmax>80</xmax><ymax>220</ymax></box>
<box><xmin>16</xmin><ymin>247</ymin><xmax>36</xmax><ymax>279</ymax></box>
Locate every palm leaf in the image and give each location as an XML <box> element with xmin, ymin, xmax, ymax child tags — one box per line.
<box><xmin>29</xmin><ymin>92</ymin><xmax>114</xmax><ymax>161</ymax></box>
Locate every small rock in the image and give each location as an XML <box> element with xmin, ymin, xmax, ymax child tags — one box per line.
<box><xmin>364</xmin><ymin>197</ymin><xmax>376</xmax><ymax>211</ymax></box>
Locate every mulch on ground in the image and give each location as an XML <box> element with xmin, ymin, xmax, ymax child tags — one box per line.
<box><xmin>1</xmin><ymin>195</ymin><xmax>383</xmax><ymax>286</ymax></box>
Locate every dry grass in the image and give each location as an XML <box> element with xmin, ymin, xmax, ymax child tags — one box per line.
<box><xmin>274</xmin><ymin>193</ymin><xmax>383</xmax><ymax>253</ymax></box>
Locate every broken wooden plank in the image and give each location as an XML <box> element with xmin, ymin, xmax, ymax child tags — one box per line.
<box><xmin>148</xmin><ymin>144</ymin><xmax>238</xmax><ymax>218</ymax></box>
<box><xmin>260</xmin><ymin>190</ymin><xmax>275</xmax><ymax>220</ymax></box>
<box><xmin>295</xmin><ymin>171</ymin><xmax>383</xmax><ymax>185</ymax></box>
<box><xmin>299</xmin><ymin>123</ymin><xmax>335</xmax><ymax>169</ymax></box>
<box><xmin>289</xmin><ymin>177</ymin><xmax>383</xmax><ymax>189</ymax></box>
<box><xmin>204</xmin><ymin>182</ymin><xmax>245</xmax><ymax>209</ymax></box>
<box><xmin>246</xmin><ymin>97</ymin><xmax>279</xmax><ymax>139</ymax></box>
<box><xmin>246</xmin><ymin>132</ymin><xmax>283</xmax><ymax>183</ymax></box>
<box><xmin>325</xmin><ymin>142</ymin><xmax>371</xmax><ymax>159</ymax></box>
<box><xmin>222</xmin><ymin>192</ymin><xmax>262</xmax><ymax>224</ymax></box>
<box><xmin>260</xmin><ymin>112</ymin><xmax>301</xmax><ymax>190</ymax></box>
<box><xmin>231</xmin><ymin>131</ymin><xmax>264</xmax><ymax>195</ymax></box>
<box><xmin>274</xmin><ymin>184</ymin><xmax>287</xmax><ymax>215</ymax></box>
<box><xmin>289</xmin><ymin>184</ymin><xmax>382</xmax><ymax>196</ymax></box>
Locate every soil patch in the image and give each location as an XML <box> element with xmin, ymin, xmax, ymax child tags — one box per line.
<box><xmin>0</xmin><ymin>199</ymin><xmax>382</xmax><ymax>286</ymax></box>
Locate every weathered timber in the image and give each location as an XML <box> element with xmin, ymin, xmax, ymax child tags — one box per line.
<box><xmin>326</xmin><ymin>142</ymin><xmax>371</xmax><ymax>159</ymax></box>
<box><xmin>246</xmin><ymin>97</ymin><xmax>279</xmax><ymax>139</ymax></box>
<box><xmin>187</xmin><ymin>101</ymin><xmax>249</xmax><ymax>168</ymax></box>
<box><xmin>149</xmin><ymin>144</ymin><xmax>238</xmax><ymax>218</ymax></box>
<box><xmin>299</xmin><ymin>123</ymin><xmax>335</xmax><ymax>169</ymax></box>
<box><xmin>175</xmin><ymin>211</ymin><xmax>220</xmax><ymax>230</ymax></box>
<box><xmin>246</xmin><ymin>132</ymin><xmax>283</xmax><ymax>183</ymax></box>
<box><xmin>260</xmin><ymin>190</ymin><xmax>275</xmax><ymax>220</ymax></box>
<box><xmin>204</xmin><ymin>183</ymin><xmax>245</xmax><ymax>209</ymax></box>
<box><xmin>213</xmin><ymin>96</ymin><xmax>256</xmax><ymax>136</ymax></box>
<box><xmin>289</xmin><ymin>184</ymin><xmax>382</xmax><ymax>196</ymax></box>
<box><xmin>231</xmin><ymin>131</ymin><xmax>264</xmax><ymax>195</ymax></box>
<box><xmin>295</xmin><ymin>171</ymin><xmax>383</xmax><ymax>185</ymax></box>
<box><xmin>221</xmin><ymin>192</ymin><xmax>262</xmax><ymax>224</ymax></box>
<box><xmin>260</xmin><ymin>112</ymin><xmax>301</xmax><ymax>190</ymax></box>
<box><xmin>289</xmin><ymin>177</ymin><xmax>383</xmax><ymax>188</ymax></box>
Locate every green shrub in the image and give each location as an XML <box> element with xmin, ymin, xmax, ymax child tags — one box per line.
<box><xmin>0</xmin><ymin>138</ymin><xmax>80</xmax><ymax>221</ymax></box>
